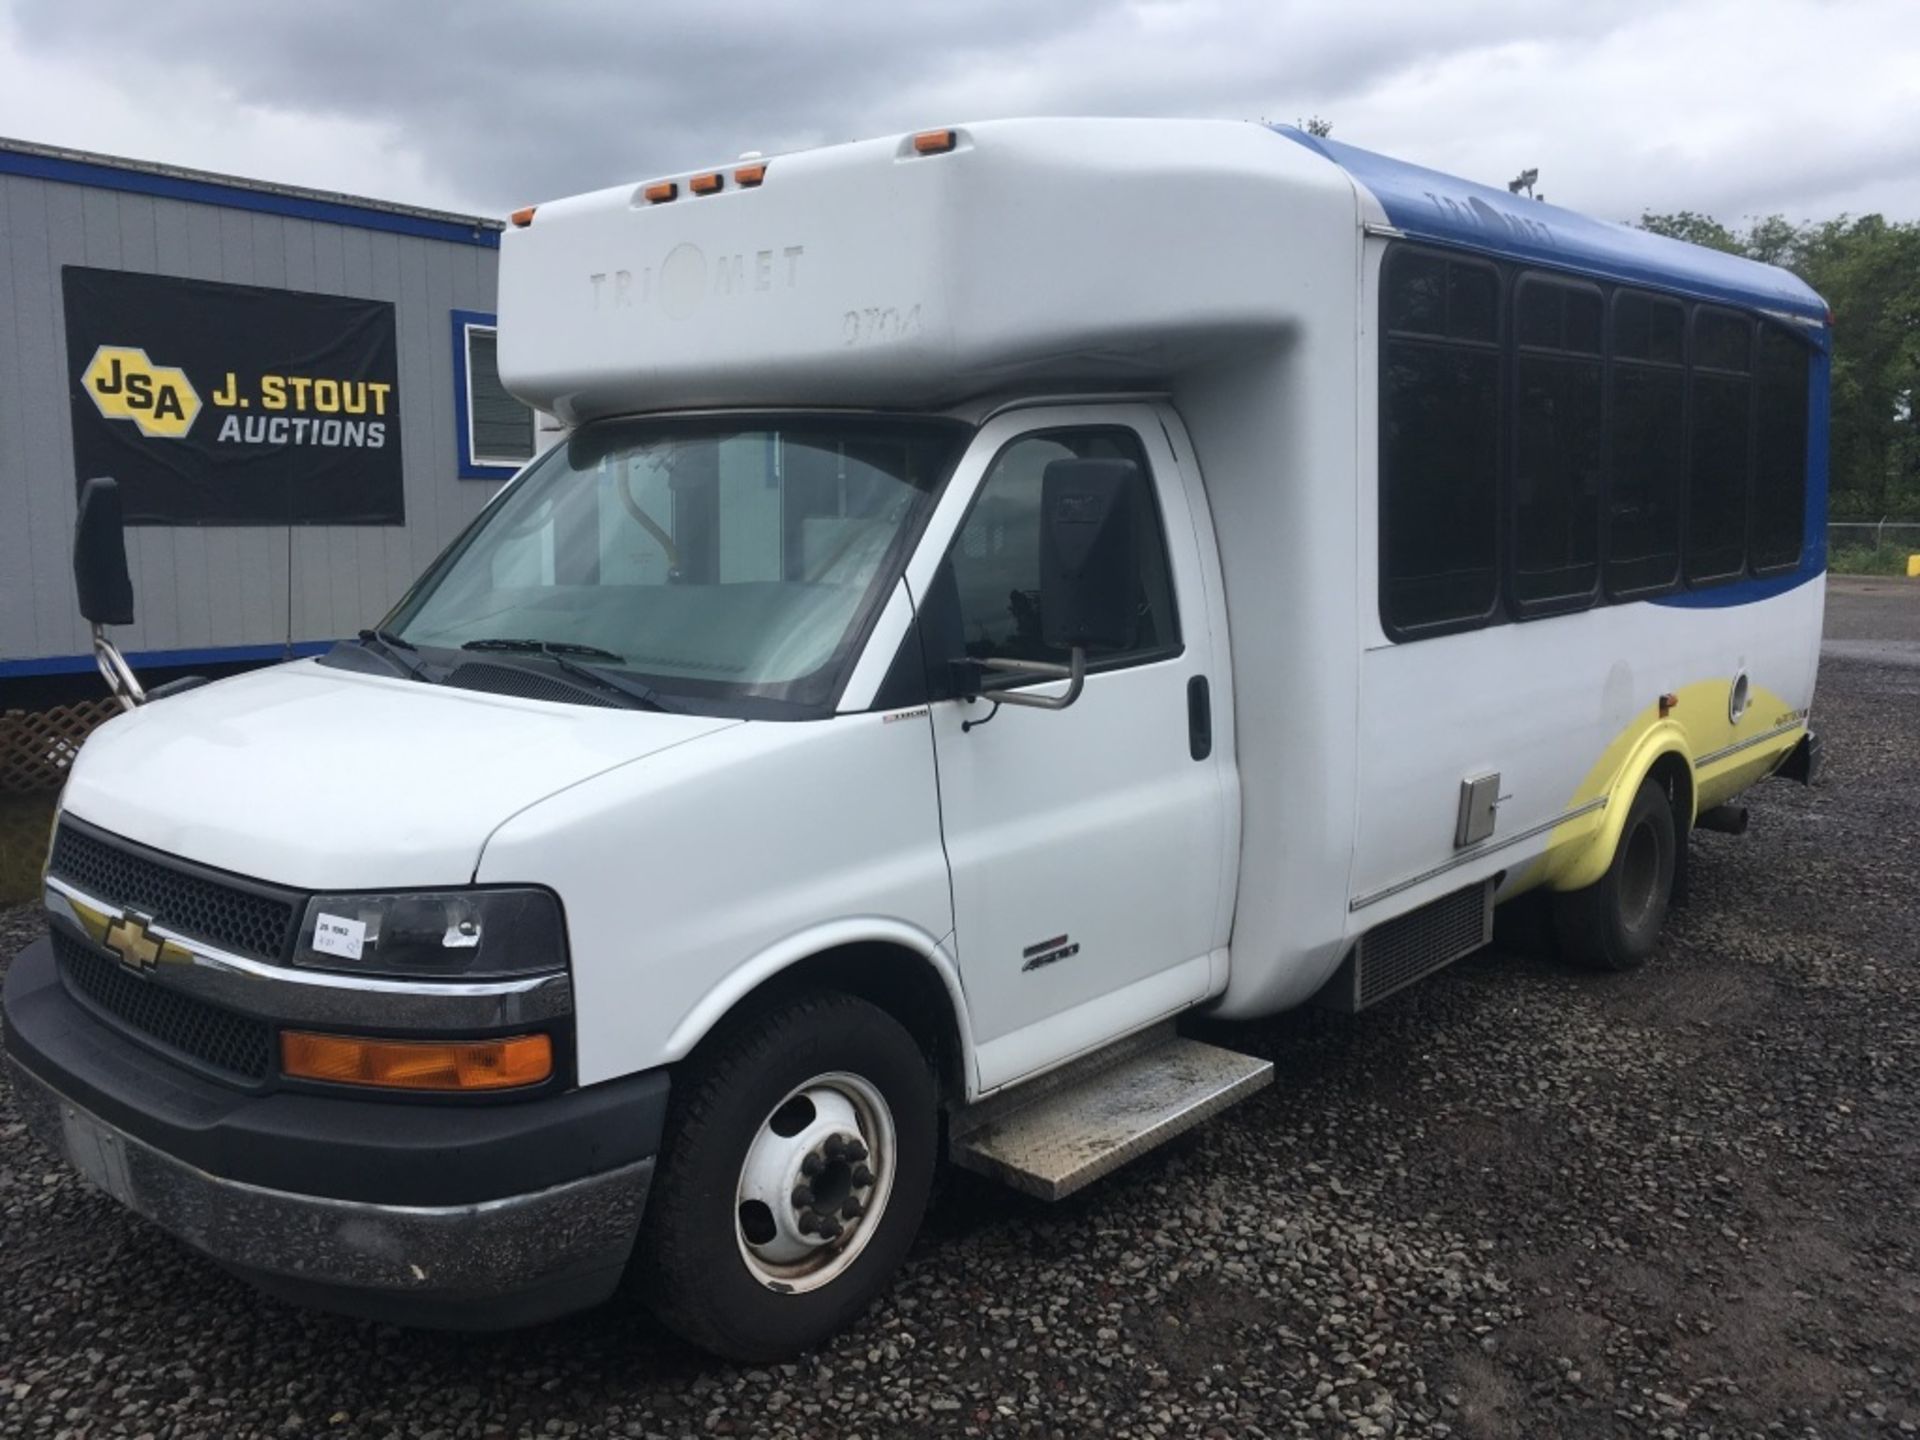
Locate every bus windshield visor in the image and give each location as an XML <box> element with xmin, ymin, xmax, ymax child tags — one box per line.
<box><xmin>389</xmin><ymin>416</ymin><xmax>970</xmax><ymax>710</ymax></box>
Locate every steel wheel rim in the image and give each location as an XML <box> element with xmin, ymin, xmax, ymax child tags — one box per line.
<box><xmin>1620</xmin><ymin>817</ymin><xmax>1664</xmax><ymax>933</ymax></box>
<box><xmin>734</xmin><ymin>1071</ymin><xmax>896</xmax><ymax>1294</ymax></box>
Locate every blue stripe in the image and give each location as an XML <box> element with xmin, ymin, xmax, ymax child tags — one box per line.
<box><xmin>0</xmin><ymin>640</ymin><xmax>334</xmax><ymax>679</ymax></box>
<box><xmin>1274</xmin><ymin>128</ymin><xmax>1827</xmax><ymax>331</ymax></box>
<box><xmin>1648</xmin><ymin>568</ymin><xmax>1824</xmax><ymax>609</ymax></box>
<box><xmin>0</xmin><ymin>148</ymin><xmax>499</xmax><ymax>249</ymax></box>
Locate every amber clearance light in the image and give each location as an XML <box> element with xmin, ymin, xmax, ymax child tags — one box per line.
<box><xmin>282</xmin><ymin>1031</ymin><xmax>553</xmax><ymax>1092</ymax></box>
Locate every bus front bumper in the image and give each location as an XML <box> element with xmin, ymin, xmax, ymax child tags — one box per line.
<box><xmin>2</xmin><ymin>935</ymin><xmax>667</xmax><ymax>1329</ymax></box>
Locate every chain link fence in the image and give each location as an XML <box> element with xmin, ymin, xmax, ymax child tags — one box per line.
<box><xmin>1828</xmin><ymin>521</ymin><xmax>1920</xmax><ymax>576</ymax></box>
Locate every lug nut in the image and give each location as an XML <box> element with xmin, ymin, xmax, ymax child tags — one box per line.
<box><xmin>845</xmin><ymin>1139</ymin><xmax>869</xmax><ymax>1162</ymax></box>
<box><xmin>791</xmin><ymin>1185</ymin><xmax>815</xmax><ymax>1209</ymax></box>
<box><xmin>797</xmin><ymin>1212</ymin><xmax>817</xmax><ymax>1236</ymax></box>
<box><xmin>851</xmin><ymin>1163</ymin><xmax>874</xmax><ymax>1187</ymax></box>
<box><xmin>842</xmin><ymin>1196</ymin><xmax>864</xmax><ymax>1219</ymax></box>
<box><xmin>818</xmin><ymin>1216</ymin><xmax>843</xmax><ymax>1240</ymax></box>
<box><xmin>824</xmin><ymin>1135</ymin><xmax>847</xmax><ymax>1161</ymax></box>
<box><xmin>800</xmin><ymin>1153</ymin><xmax>824</xmax><ymax>1177</ymax></box>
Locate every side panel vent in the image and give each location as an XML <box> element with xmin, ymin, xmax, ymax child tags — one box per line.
<box><xmin>1317</xmin><ymin>880</ymin><xmax>1494</xmax><ymax>1013</ymax></box>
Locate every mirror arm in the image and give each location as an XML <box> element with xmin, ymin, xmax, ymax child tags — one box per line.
<box><xmin>972</xmin><ymin>647</ymin><xmax>1086</xmax><ymax>711</ymax></box>
<box><xmin>91</xmin><ymin>623</ymin><xmax>147</xmax><ymax>711</ymax></box>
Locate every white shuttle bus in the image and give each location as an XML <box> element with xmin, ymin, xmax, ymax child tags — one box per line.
<box><xmin>4</xmin><ymin>120</ymin><xmax>1826</xmax><ymax>1359</ymax></box>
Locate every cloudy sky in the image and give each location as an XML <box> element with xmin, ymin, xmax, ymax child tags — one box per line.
<box><xmin>3</xmin><ymin>0</ymin><xmax>1916</xmax><ymax>229</ymax></box>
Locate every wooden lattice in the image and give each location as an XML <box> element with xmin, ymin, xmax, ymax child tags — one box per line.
<box><xmin>0</xmin><ymin>700</ymin><xmax>123</xmax><ymax>795</ymax></box>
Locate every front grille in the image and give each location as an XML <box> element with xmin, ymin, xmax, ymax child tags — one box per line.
<box><xmin>53</xmin><ymin>929</ymin><xmax>275</xmax><ymax>1083</ymax></box>
<box><xmin>49</xmin><ymin>822</ymin><xmax>296</xmax><ymax>960</ymax></box>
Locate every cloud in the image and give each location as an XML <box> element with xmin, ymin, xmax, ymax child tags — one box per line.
<box><xmin>3</xmin><ymin>0</ymin><xmax>1916</xmax><ymax>226</ymax></box>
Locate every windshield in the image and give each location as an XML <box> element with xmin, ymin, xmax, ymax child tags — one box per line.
<box><xmin>386</xmin><ymin>415</ymin><xmax>969</xmax><ymax>711</ymax></box>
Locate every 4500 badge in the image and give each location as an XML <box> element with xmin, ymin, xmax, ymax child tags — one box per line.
<box><xmin>82</xmin><ymin>344</ymin><xmax>392</xmax><ymax>450</ymax></box>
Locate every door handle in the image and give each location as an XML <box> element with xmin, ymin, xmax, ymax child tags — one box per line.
<box><xmin>1187</xmin><ymin>675</ymin><xmax>1212</xmax><ymax>761</ymax></box>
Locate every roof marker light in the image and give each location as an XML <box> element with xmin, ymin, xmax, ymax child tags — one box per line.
<box><xmin>913</xmin><ymin>129</ymin><xmax>958</xmax><ymax>155</ymax></box>
<box><xmin>734</xmin><ymin>163</ymin><xmax>767</xmax><ymax>187</ymax></box>
<box><xmin>690</xmin><ymin>172</ymin><xmax>725</xmax><ymax>195</ymax></box>
<box><xmin>643</xmin><ymin>181</ymin><xmax>679</xmax><ymax>204</ymax></box>
<box><xmin>509</xmin><ymin>206</ymin><xmax>536</xmax><ymax>228</ymax></box>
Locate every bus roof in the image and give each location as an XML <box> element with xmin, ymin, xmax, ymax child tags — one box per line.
<box><xmin>1277</xmin><ymin>128</ymin><xmax>1826</xmax><ymax>327</ymax></box>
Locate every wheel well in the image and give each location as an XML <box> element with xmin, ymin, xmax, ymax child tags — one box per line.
<box><xmin>691</xmin><ymin>943</ymin><xmax>968</xmax><ymax>1103</ymax></box>
<box><xmin>1646</xmin><ymin>749</ymin><xmax>1696</xmax><ymax>831</ymax></box>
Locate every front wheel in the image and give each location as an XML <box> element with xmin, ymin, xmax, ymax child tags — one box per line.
<box><xmin>637</xmin><ymin>990</ymin><xmax>937</xmax><ymax>1360</ymax></box>
<box><xmin>1552</xmin><ymin>776</ymin><xmax>1677</xmax><ymax>971</ymax></box>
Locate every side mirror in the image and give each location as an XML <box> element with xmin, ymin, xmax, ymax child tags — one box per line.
<box><xmin>1040</xmin><ymin>458</ymin><xmax>1136</xmax><ymax>652</ymax></box>
<box><xmin>74</xmin><ymin>477</ymin><xmax>135</xmax><ymax>625</ymax></box>
<box><xmin>73</xmin><ymin>477</ymin><xmax>146</xmax><ymax>709</ymax></box>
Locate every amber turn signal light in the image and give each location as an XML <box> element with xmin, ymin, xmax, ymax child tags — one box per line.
<box><xmin>733</xmin><ymin>163</ymin><xmax>767</xmax><ymax>187</ymax></box>
<box><xmin>690</xmin><ymin>172</ymin><xmax>724</xmax><ymax>195</ymax></box>
<box><xmin>912</xmin><ymin>129</ymin><xmax>957</xmax><ymax>155</ymax></box>
<box><xmin>282</xmin><ymin>1031</ymin><xmax>553</xmax><ymax>1092</ymax></box>
<box><xmin>643</xmin><ymin>181</ymin><xmax>679</xmax><ymax>204</ymax></box>
<box><xmin>509</xmin><ymin>206</ymin><xmax>536</xmax><ymax>228</ymax></box>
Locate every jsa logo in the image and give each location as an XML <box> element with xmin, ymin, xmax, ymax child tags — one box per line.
<box><xmin>81</xmin><ymin>345</ymin><xmax>202</xmax><ymax>439</ymax></box>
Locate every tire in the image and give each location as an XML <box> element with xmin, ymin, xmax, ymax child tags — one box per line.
<box><xmin>1552</xmin><ymin>776</ymin><xmax>1677</xmax><ymax>971</ymax></box>
<box><xmin>637</xmin><ymin>990</ymin><xmax>937</xmax><ymax>1361</ymax></box>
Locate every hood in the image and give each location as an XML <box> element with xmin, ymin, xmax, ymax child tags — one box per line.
<box><xmin>60</xmin><ymin>659</ymin><xmax>738</xmax><ymax>889</ymax></box>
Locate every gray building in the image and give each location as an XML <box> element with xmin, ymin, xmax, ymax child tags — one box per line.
<box><xmin>0</xmin><ymin>138</ymin><xmax>530</xmax><ymax>700</ymax></box>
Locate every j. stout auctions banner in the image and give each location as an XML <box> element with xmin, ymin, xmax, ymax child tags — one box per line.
<box><xmin>62</xmin><ymin>266</ymin><xmax>405</xmax><ymax>525</ymax></box>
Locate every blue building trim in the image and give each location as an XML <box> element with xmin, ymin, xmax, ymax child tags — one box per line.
<box><xmin>0</xmin><ymin>146</ymin><xmax>499</xmax><ymax>250</ymax></box>
<box><xmin>450</xmin><ymin>308</ymin><xmax>525</xmax><ymax>480</ymax></box>
<box><xmin>1274</xmin><ymin>128</ymin><xmax>1828</xmax><ymax>332</ymax></box>
<box><xmin>0</xmin><ymin>640</ymin><xmax>335</xmax><ymax>680</ymax></box>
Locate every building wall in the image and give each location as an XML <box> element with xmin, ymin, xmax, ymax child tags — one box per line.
<box><xmin>0</xmin><ymin>160</ymin><xmax>506</xmax><ymax>677</ymax></box>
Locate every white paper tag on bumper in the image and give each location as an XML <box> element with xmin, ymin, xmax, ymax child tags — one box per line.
<box><xmin>311</xmin><ymin>912</ymin><xmax>367</xmax><ymax>960</ymax></box>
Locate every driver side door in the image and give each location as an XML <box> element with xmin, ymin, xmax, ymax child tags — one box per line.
<box><xmin>903</xmin><ymin>405</ymin><xmax>1230</xmax><ymax>1093</ymax></box>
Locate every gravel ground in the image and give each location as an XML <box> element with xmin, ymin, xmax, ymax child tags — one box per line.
<box><xmin>1</xmin><ymin>592</ymin><xmax>1916</xmax><ymax>1439</ymax></box>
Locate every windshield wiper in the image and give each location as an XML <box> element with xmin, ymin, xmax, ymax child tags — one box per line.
<box><xmin>461</xmin><ymin>637</ymin><xmax>625</xmax><ymax>662</ymax></box>
<box><xmin>458</xmin><ymin>638</ymin><xmax>676</xmax><ymax>712</ymax></box>
<box><xmin>352</xmin><ymin>628</ymin><xmax>435</xmax><ymax>683</ymax></box>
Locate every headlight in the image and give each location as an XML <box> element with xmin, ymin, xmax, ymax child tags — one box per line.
<box><xmin>291</xmin><ymin>888</ymin><xmax>565</xmax><ymax>980</ymax></box>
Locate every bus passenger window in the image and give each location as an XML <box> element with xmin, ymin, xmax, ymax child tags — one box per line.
<box><xmin>1607</xmin><ymin>291</ymin><xmax>1687</xmax><ymax>598</ymax></box>
<box><xmin>1512</xmin><ymin>276</ymin><xmax>1603</xmax><ymax>612</ymax></box>
<box><xmin>1380</xmin><ymin>248</ymin><xmax>1502</xmax><ymax>636</ymax></box>
<box><xmin>1686</xmin><ymin>307</ymin><xmax>1754</xmax><ymax>585</ymax></box>
<box><xmin>1752</xmin><ymin>326</ymin><xmax>1811</xmax><ymax>573</ymax></box>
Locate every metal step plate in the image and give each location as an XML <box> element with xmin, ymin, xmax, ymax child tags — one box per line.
<box><xmin>949</xmin><ymin>1032</ymin><xmax>1273</xmax><ymax>1200</ymax></box>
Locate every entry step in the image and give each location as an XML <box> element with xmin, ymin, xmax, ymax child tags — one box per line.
<box><xmin>948</xmin><ymin>1024</ymin><xmax>1273</xmax><ymax>1200</ymax></box>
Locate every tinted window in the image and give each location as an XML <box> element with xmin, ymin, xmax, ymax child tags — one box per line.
<box><xmin>942</xmin><ymin>429</ymin><xmax>1177</xmax><ymax>667</ymax></box>
<box><xmin>1687</xmin><ymin>371</ymin><xmax>1752</xmax><ymax>583</ymax></box>
<box><xmin>1752</xmin><ymin>327</ymin><xmax>1810</xmax><ymax>571</ymax></box>
<box><xmin>1694</xmin><ymin>307</ymin><xmax>1753</xmax><ymax>373</ymax></box>
<box><xmin>1516</xmin><ymin>278</ymin><xmax>1602</xmax><ymax>355</ymax></box>
<box><xmin>1511</xmin><ymin>278</ymin><xmax>1604</xmax><ymax>610</ymax></box>
<box><xmin>1382</xmin><ymin>344</ymin><xmax>1501</xmax><ymax>631</ymax></box>
<box><xmin>1607</xmin><ymin>365</ymin><xmax>1686</xmax><ymax>596</ymax></box>
<box><xmin>1381</xmin><ymin>250</ymin><xmax>1502</xmax><ymax>634</ymax></box>
<box><xmin>1514</xmin><ymin>354</ymin><xmax>1603</xmax><ymax>608</ymax></box>
<box><xmin>1614</xmin><ymin>291</ymin><xmax>1685</xmax><ymax>365</ymax></box>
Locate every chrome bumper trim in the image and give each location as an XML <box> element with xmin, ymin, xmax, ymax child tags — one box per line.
<box><xmin>8</xmin><ymin>1054</ymin><xmax>647</xmax><ymax>1297</ymax></box>
<box><xmin>44</xmin><ymin>875</ymin><xmax>572</xmax><ymax>1031</ymax></box>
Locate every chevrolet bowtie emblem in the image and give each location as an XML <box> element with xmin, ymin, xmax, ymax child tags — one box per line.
<box><xmin>103</xmin><ymin>910</ymin><xmax>164</xmax><ymax>973</ymax></box>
